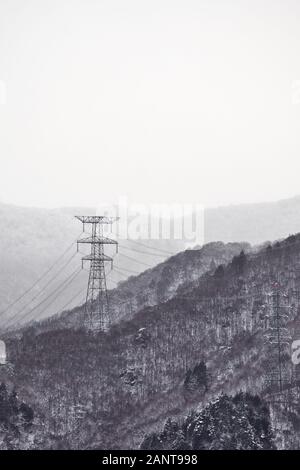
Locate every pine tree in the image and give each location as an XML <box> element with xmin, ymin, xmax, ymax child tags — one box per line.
<box><xmin>0</xmin><ymin>383</ymin><xmax>9</xmax><ymax>423</ymax></box>
<box><xmin>9</xmin><ymin>388</ymin><xmax>19</xmax><ymax>415</ymax></box>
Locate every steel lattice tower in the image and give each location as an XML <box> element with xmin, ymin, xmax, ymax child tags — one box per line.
<box><xmin>265</xmin><ymin>289</ymin><xmax>292</xmax><ymax>396</ymax></box>
<box><xmin>75</xmin><ymin>216</ymin><xmax>119</xmax><ymax>332</ymax></box>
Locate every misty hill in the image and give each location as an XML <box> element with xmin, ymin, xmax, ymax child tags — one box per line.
<box><xmin>205</xmin><ymin>195</ymin><xmax>300</xmax><ymax>244</ymax></box>
<box><xmin>1</xmin><ymin>193</ymin><xmax>300</xmax><ymax>327</ymax></box>
<box><xmin>4</xmin><ymin>232</ymin><xmax>300</xmax><ymax>449</ymax></box>
<box><xmin>0</xmin><ymin>202</ymin><xmax>185</xmax><ymax>327</ymax></box>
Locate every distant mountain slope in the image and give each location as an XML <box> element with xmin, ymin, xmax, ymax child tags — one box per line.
<box><xmin>1</xmin><ymin>194</ymin><xmax>300</xmax><ymax>327</ymax></box>
<box><xmin>205</xmin><ymin>195</ymin><xmax>300</xmax><ymax>244</ymax></box>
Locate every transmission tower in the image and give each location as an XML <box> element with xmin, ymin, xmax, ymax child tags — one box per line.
<box><xmin>265</xmin><ymin>288</ymin><xmax>292</xmax><ymax>397</ymax></box>
<box><xmin>75</xmin><ymin>216</ymin><xmax>119</xmax><ymax>332</ymax></box>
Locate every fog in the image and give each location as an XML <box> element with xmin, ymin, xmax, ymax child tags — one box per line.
<box><xmin>1</xmin><ymin>0</ymin><xmax>300</xmax><ymax>209</ymax></box>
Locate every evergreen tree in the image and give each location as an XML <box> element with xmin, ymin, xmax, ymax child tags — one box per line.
<box><xmin>232</xmin><ymin>250</ymin><xmax>247</xmax><ymax>274</ymax></box>
<box><xmin>140</xmin><ymin>393</ymin><xmax>275</xmax><ymax>450</ymax></box>
<box><xmin>184</xmin><ymin>361</ymin><xmax>208</xmax><ymax>393</ymax></box>
<box><xmin>0</xmin><ymin>383</ymin><xmax>9</xmax><ymax>423</ymax></box>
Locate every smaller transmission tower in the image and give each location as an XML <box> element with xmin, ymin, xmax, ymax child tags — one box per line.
<box><xmin>76</xmin><ymin>216</ymin><xmax>119</xmax><ymax>332</ymax></box>
<box><xmin>265</xmin><ymin>288</ymin><xmax>292</xmax><ymax>396</ymax></box>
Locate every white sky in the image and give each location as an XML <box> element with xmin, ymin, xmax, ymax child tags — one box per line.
<box><xmin>0</xmin><ymin>0</ymin><xmax>300</xmax><ymax>209</ymax></box>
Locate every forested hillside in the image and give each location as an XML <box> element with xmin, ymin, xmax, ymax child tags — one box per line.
<box><xmin>35</xmin><ymin>240</ymin><xmax>249</xmax><ymax>332</ymax></box>
<box><xmin>2</xmin><ymin>233</ymin><xmax>300</xmax><ymax>449</ymax></box>
<box><xmin>0</xmin><ymin>382</ymin><xmax>36</xmax><ymax>450</ymax></box>
<box><xmin>140</xmin><ymin>393</ymin><xmax>275</xmax><ymax>450</ymax></box>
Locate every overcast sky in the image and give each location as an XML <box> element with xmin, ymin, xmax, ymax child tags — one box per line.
<box><xmin>0</xmin><ymin>0</ymin><xmax>300</xmax><ymax>209</ymax></box>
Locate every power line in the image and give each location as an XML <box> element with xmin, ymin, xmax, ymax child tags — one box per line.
<box><xmin>59</xmin><ymin>287</ymin><xmax>86</xmax><ymax>313</ymax></box>
<box><xmin>0</xmin><ymin>251</ymin><xmax>78</xmax><ymax>324</ymax></box>
<box><xmin>106</xmin><ymin>270</ymin><xmax>122</xmax><ymax>286</ymax></box>
<box><xmin>51</xmin><ymin>287</ymin><xmax>87</xmax><ymax>319</ymax></box>
<box><xmin>112</xmin><ymin>269</ymin><xmax>128</xmax><ymax>280</ymax></box>
<box><xmin>115</xmin><ymin>266</ymin><xmax>140</xmax><ymax>275</ymax></box>
<box><xmin>122</xmin><ymin>235</ymin><xmax>300</xmax><ymax>261</ymax></box>
<box><xmin>22</xmin><ymin>267</ymin><xmax>83</xmax><ymax>327</ymax></box>
<box><xmin>33</xmin><ymin>286</ymin><xmax>87</xmax><ymax>327</ymax></box>
<box><xmin>20</xmin><ymin>267</ymin><xmax>84</xmax><ymax>328</ymax></box>
<box><xmin>109</xmin><ymin>231</ymin><xmax>177</xmax><ymax>257</ymax></box>
<box><xmin>122</xmin><ymin>238</ymin><xmax>176</xmax><ymax>256</ymax></box>
<box><xmin>119</xmin><ymin>244</ymin><xmax>167</xmax><ymax>258</ymax></box>
<box><xmin>3</xmin><ymin>266</ymin><xmax>83</xmax><ymax>330</ymax></box>
<box><xmin>0</xmin><ymin>237</ymin><xmax>79</xmax><ymax>318</ymax></box>
<box><xmin>118</xmin><ymin>251</ymin><xmax>153</xmax><ymax>268</ymax></box>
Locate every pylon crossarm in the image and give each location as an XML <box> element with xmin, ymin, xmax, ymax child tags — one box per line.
<box><xmin>81</xmin><ymin>254</ymin><xmax>113</xmax><ymax>262</ymax></box>
<box><xmin>77</xmin><ymin>236</ymin><xmax>118</xmax><ymax>245</ymax></box>
<box><xmin>75</xmin><ymin>216</ymin><xmax>119</xmax><ymax>225</ymax></box>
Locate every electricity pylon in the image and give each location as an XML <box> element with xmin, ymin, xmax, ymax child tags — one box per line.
<box><xmin>75</xmin><ymin>216</ymin><xmax>119</xmax><ymax>332</ymax></box>
<box><xmin>265</xmin><ymin>288</ymin><xmax>292</xmax><ymax>396</ymax></box>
